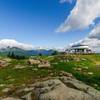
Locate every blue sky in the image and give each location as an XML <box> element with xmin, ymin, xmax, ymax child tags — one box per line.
<box><xmin>0</xmin><ymin>0</ymin><xmax>91</xmax><ymax>48</ymax></box>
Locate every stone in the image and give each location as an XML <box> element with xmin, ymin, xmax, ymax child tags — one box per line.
<box><xmin>22</xmin><ymin>92</ymin><xmax>32</xmax><ymax>100</ymax></box>
<box><xmin>34</xmin><ymin>78</ymin><xmax>100</xmax><ymax>100</ymax></box>
<box><xmin>14</xmin><ymin>65</ymin><xmax>27</xmax><ymax>69</ymax></box>
<box><xmin>28</xmin><ymin>59</ymin><xmax>41</xmax><ymax>65</ymax></box>
<box><xmin>74</xmin><ymin>67</ymin><xmax>82</xmax><ymax>71</ymax></box>
<box><xmin>38</xmin><ymin>62</ymin><xmax>51</xmax><ymax>69</ymax></box>
<box><xmin>3</xmin><ymin>58</ymin><xmax>12</xmax><ymax>62</ymax></box>
<box><xmin>1</xmin><ymin>72</ymin><xmax>100</xmax><ymax>100</ymax></box>
<box><xmin>2</xmin><ymin>86</ymin><xmax>17</xmax><ymax>96</ymax></box>
<box><xmin>87</xmin><ymin>72</ymin><xmax>94</xmax><ymax>75</ymax></box>
<box><xmin>1</xmin><ymin>97</ymin><xmax>21</xmax><ymax>100</ymax></box>
<box><xmin>0</xmin><ymin>60</ymin><xmax>9</xmax><ymax>68</ymax></box>
<box><xmin>2</xmin><ymin>88</ymin><xmax>11</xmax><ymax>93</ymax></box>
<box><xmin>60</xmin><ymin>71</ymin><xmax>73</xmax><ymax>78</ymax></box>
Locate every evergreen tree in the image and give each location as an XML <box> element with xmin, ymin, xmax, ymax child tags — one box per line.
<box><xmin>51</xmin><ymin>51</ymin><xmax>58</xmax><ymax>55</ymax></box>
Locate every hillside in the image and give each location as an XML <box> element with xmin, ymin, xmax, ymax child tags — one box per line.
<box><xmin>0</xmin><ymin>54</ymin><xmax>100</xmax><ymax>99</ymax></box>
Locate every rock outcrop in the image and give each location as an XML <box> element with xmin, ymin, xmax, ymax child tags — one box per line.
<box><xmin>34</xmin><ymin>77</ymin><xmax>100</xmax><ymax>100</ymax></box>
<box><xmin>1</xmin><ymin>74</ymin><xmax>100</xmax><ymax>100</ymax></box>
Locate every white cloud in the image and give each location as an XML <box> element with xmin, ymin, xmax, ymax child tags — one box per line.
<box><xmin>57</xmin><ymin>0</ymin><xmax>100</xmax><ymax>32</ymax></box>
<box><xmin>70</xmin><ymin>38</ymin><xmax>100</xmax><ymax>53</ymax></box>
<box><xmin>71</xmin><ymin>25</ymin><xmax>100</xmax><ymax>52</ymax></box>
<box><xmin>57</xmin><ymin>0</ymin><xmax>100</xmax><ymax>52</ymax></box>
<box><xmin>0</xmin><ymin>39</ymin><xmax>34</xmax><ymax>50</ymax></box>
<box><xmin>89</xmin><ymin>25</ymin><xmax>100</xmax><ymax>39</ymax></box>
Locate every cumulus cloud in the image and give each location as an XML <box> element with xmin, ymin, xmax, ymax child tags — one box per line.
<box><xmin>89</xmin><ymin>25</ymin><xmax>100</xmax><ymax>39</ymax></box>
<box><xmin>71</xmin><ymin>38</ymin><xmax>100</xmax><ymax>48</ymax></box>
<box><xmin>57</xmin><ymin>0</ymin><xmax>100</xmax><ymax>52</ymax></box>
<box><xmin>71</xmin><ymin>25</ymin><xmax>100</xmax><ymax>52</ymax></box>
<box><xmin>57</xmin><ymin>0</ymin><xmax>100</xmax><ymax>32</ymax></box>
<box><xmin>0</xmin><ymin>39</ymin><xmax>34</xmax><ymax>50</ymax></box>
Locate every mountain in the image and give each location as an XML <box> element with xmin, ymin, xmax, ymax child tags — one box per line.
<box><xmin>0</xmin><ymin>39</ymin><xmax>58</xmax><ymax>56</ymax></box>
<box><xmin>28</xmin><ymin>49</ymin><xmax>56</xmax><ymax>56</ymax></box>
<box><xmin>0</xmin><ymin>47</ymin><xmax>57</xmax><ymax>56</ymax></box>
<box><xmin>0</xmin><ymin>47</ymin><xmax>27</xmax><ymax>56</ymax></box>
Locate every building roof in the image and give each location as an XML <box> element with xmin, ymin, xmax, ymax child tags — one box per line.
<box><xmin>71</xmin><ymin>45</ymin><xmax>91</xmax><ymax>49</ymax></box>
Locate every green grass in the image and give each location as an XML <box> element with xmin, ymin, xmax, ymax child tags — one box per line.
<box><xmin>51</xmin><ymin>54</ymin><xmax>100</xmax><ymax>90</ymax></box>
<box><xmin>0</xmin><ymin>66</ymin><xmax>51</xmax><ymax>92</ymax></box>
<box><xmin>0</xmin><ymin>54</ymin><xmax>100</xmax><ymax>92</ymax></box>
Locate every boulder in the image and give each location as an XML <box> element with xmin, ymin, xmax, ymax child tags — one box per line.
<box><xmin>28</xmin><ymin>59</ymin><xmax>41</xmax><ymax>65</ymax></box>
<box><xmin>60</xmin><ymin>76</ymin><xmax>100</xmax><ymax>98</ymax></box>
<box><xmin>34</xmin><ymin>78</ymin><xmax>100</xmax><ymax>100</ymax></box>
<box><xmin>0</xmin><ymin>60</ymin><xmax>9</xmax><ymax>67</ymax></box>
<box><xmin>38</xmin><ymin>62</ymin><xmax>51</xmax><ymax>69</ymax></box>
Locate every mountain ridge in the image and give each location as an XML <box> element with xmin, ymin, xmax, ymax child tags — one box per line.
<box><xmin>0</xmin><ymin>46</ymin><xmax>57</xmax><ymax>56</ymax></box>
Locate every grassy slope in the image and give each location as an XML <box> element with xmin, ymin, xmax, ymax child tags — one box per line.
<box><xmin>0</xmin><ymin>54</ymin><xmax>99</xmax><ymax>92</ymax></box>
<box><xmin>51</xmin><ymin>54</ymin><xmax>100</xmax><ymax>90</ymax></box>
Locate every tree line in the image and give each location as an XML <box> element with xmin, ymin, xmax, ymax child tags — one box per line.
<box><xmin>7</xmin><ymin>52</ymin><xmax>26</xmax><ymax>59</ymax></box>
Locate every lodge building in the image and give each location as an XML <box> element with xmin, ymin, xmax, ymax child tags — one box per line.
<box><xmin>66</xmin><ymin>45</ymin><xmax>92</xmax><ymax>54</ymax></box>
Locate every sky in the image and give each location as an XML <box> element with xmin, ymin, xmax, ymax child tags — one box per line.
<box><xmin>0</xmin><ymin>0</ymin><xmax>100</xmax><ymax>51</ymax></box>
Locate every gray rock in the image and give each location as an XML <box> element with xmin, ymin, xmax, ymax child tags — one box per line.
<box><xmin>22</xmin><ymin>92</ymin><xmax>32</xmax><ymax>100</ymax></box>
<box><xmin>14</xmin><ymin>65</ymin><xmax>27</xmax><ymax>69</ymax></box>
<box><xmin>2</xmin><ymin>97</ymin><xmax>21</xmax><ymax>100</ymax></box>
<box><xmin>34</xmin><ymin>78</ymin><xmax>100</xmax><ymax>100</ymax></box>
<box><xmin>1</xmin><ymin>75</ymin><xmax>100</xmax><ymax>100</ymax></box>
<box><xmin>0</xmin><ymin>60</ymin><xmax>10</xmax><ymax>67</ymax></box>
<box><xmin>2</xmin><ymin>88</ymin><xmax>11</xmax><ymax>93</ymax></box>
<box><xmin>60</xmin><ymin>76</ymin><xmax>100</xmax><ymax>99</ymax></box>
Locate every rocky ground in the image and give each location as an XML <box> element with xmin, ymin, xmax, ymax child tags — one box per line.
<box><xmin>1</xmin><ymin>73</ymin><xmax>100</xmax><ymax>100</ymax></box>
<box><xmin>0</xmin><ymin>54</ymin><xmax>100</xmax><ymax>100</ymax></box>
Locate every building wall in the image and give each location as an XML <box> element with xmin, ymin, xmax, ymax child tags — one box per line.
<box><xmin>69</xmin><ymin>48</ymin><xmax>92</xmax><ymax>54</ymax></box>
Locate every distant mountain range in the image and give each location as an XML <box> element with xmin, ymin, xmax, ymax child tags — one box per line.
<box><xmin>0</xmin><ymin>46</ymin><xmax>57</xmax><ymax>56</ymax></box>
<box><xmin>0</xmin><ymin>39</ymin><xmax>63</xmax><ymax>56</ymax></box>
